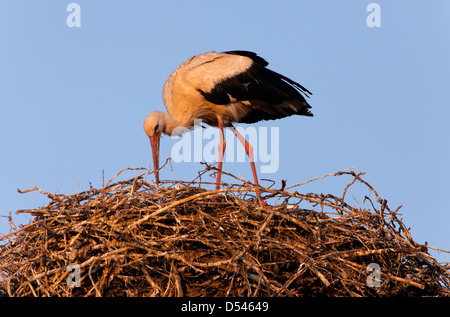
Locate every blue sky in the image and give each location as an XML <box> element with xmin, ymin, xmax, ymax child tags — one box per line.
<box><xmin>1</xmin><ymin>1</ymin><xmax>449</xmax><ymax>263</ymax></box>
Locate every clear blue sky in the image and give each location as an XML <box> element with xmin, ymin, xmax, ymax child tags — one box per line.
<box><xmin>1</xmin><ymin>1</ymin><xmax>449</xmax><ymax>263</ymax></box>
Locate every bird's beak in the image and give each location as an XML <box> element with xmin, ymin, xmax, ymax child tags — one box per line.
<box><xmin>149</xmin><ymin>136</ymin><xmax>160</xmax><ymax>184</ymax></box>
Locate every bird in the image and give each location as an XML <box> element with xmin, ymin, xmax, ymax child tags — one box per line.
<box><xmin>143</xmin><ymin>50</ymin><xmax>313</xmax><ymax>203</ymax></box>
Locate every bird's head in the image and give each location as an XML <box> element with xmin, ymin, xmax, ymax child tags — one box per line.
<box><xmin>144</xmin><ymin>111</ymin><xmax>168</xmax><ymax>138</ymax></box>
<box><xmin>143</xmin><ymin>111</ymin><xmax>168</xmax><ymax>184</ymax></box>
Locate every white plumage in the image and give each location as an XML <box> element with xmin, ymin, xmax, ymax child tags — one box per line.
<box><xmin>143</xmin><ymin>50</ymin><xmax>313</xmax><ymax>203</ymax></box>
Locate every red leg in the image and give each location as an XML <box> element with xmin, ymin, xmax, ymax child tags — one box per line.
<box><xmin>216</xmin><ymin>119</ymin><xmax>226</xmax><ymax>190</ymax></box>
<box><xmin>230</xmin><ymin>124</ymin><xmax>267</xmax><ymax>205</ymax></box>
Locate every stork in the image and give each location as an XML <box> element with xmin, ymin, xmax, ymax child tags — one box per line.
<box><xmin>143</xmin><ymin>50</ymin><xmax>313</xmax><ymax>203</ymax></box>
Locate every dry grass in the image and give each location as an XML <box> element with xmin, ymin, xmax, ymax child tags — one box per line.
<box><xmin>1</xmin><ymin>165</ymin><xmax>449</xmax><ymax>297</ymax></box>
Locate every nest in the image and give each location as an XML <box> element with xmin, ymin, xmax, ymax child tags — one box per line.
<box><xmin>1</xmin><ymin>166</ymin><xmax>449</xmax><ymax>297</ymax></box>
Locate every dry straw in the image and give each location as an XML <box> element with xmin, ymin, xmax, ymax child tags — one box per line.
<box><xmin>1</xmin><ymin>165</ymin><xmax>449</xmax><ymax>297</ymax></box>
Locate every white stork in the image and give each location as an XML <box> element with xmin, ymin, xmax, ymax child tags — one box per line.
<box><xmin>143</xmin><ymin>50</ymin><xmax>313</xmax><ymax>203</ymax></box>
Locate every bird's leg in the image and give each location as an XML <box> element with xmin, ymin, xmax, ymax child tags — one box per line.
<box><xmin>215</xmin><ymin>119</ymin><xmax>226</xmax><ymax>190</ymax></box>
<box><xmin>230</xmin><ymin>124</ymin><xmax>267</xmax><ymax>206</ymax></box>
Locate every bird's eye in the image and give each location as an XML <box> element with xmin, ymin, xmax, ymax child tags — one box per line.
<box><xmin>154</xmin><ymin>124</ymin><xmax>159</xmax><ymax>134</ymax></box>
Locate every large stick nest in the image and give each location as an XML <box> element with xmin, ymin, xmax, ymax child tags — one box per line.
<box><xmin>1</xmin><ymin>166</ymin><xmax>449</xmax><ymax>297</ymax></box>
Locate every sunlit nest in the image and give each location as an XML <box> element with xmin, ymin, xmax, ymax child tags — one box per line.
<box><xmin>1</xmin><ymin>165</ymin><xmax>449</xmax><ymax>297</ymax></box>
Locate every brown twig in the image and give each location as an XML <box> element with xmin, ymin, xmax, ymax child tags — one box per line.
<box><xmin>1</xmin><ymin>164</ymin><xmax>449</xmax><ymax>297</ymax></box>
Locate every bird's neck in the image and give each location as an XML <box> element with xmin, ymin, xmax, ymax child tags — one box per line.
<box><xmin>163</xmin><ymin>113</ymin><xmax>188</xmax><ymax>136</ymax></box>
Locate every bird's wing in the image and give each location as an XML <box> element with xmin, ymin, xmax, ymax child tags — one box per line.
<box><xmin>194</xmin><ymin>51</ymin><xmax>313</xmax><ymax>124</ymax></box>
<box><xmin>182</xmin><ymin>51</ymin><xmax>254</xmax><ymax>94</ymax></box>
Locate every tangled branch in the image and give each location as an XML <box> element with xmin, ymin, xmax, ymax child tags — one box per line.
<box><xmin>1</xmin><ymin>165</ymin><xmax>449</xmax><ymax>297</ymax></box>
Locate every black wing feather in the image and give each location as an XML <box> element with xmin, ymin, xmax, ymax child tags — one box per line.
<box><xmin>224</xmin><ymin>50</ymin><xmax>269</xmax><ymax>67</ymax></box>
<box><xmin>197</xmin><ymin>51</ymin><xmax>313</xmax><ymax>124</ymax></box>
